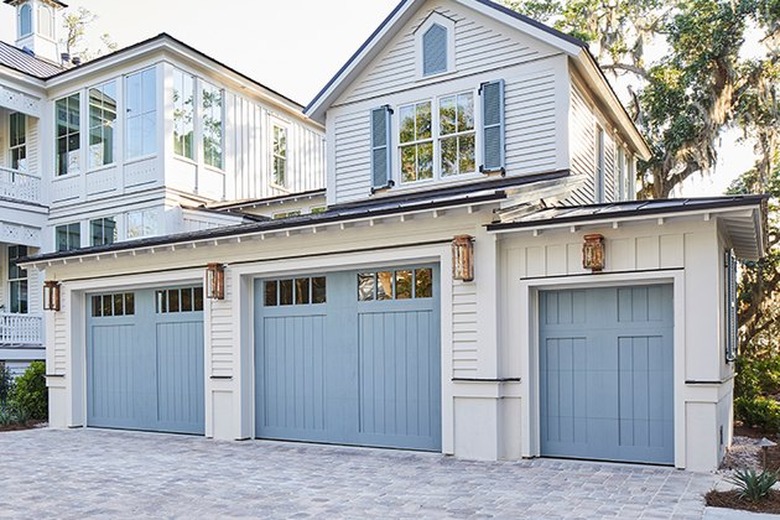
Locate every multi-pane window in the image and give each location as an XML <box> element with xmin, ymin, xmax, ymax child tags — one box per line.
<box><xmin>90</xmin><ymin>217</ymin><xmax>116</xmax><ymax>246</ymax></box>
<box><xmin>125</xmin><ymin>68</ymin><xmax>157</xmax><ymax>159</ymax></box>
<box><xmin>55</xmin><ymin>223</ymin><xmax>81</xmax><ymax>252</ymax></box>
<box><xmin>439</xmin><ymin>93</ymin><xmax>475</xmax><ymax>176</ymax></box>
<box><xmin>399</xmin><ymin>101</ymin><xmax>433</xmax><ymax>183</ymax></box>
<box><xmin>127</xmin><ymin>209</ymin><xmax>158</xmax><ymax>239</ymax></box>
<box><xmin>56</xmin><ymin>93</ymin><xmax>80</xmax><ymax>176</ymax></box>
<box><xmin>358</xmin><ymin>268</ymin><xmax>433</xmax><ymax>301</ymax></box>
<box><xmin>88</xmin><ymin>81</ymin><xmax>117</xmax><ymax>169</ymax></box>
<box><xmin>272</xmin><ymin>125</ymin><xmax>287</xmax><ymax>186</ymax></box>
<box><xmin>156</xmin><ymin>287</ymin><xmax>204</xmax><ymax>314</ymax></box>
<box><xmin>173</xmin><ymin>69</ymin><xmax>195</xmax><ymax>160</ymax></box>
<box><xmin>8</xmin><ymin>245</ymin><xmax>27</xmax><ymax>314</ymax></box>
<box><xmin>265</xmin><ymin>276</ymin><xmax>326</xmax><ymax>306</ymax></box>
<box><xmin>91</xmin><ymin>293</ymin><xmax>135</xmax><ymax>317</ymax></box>
<box><xmin>9</xmin><ymin>112</ymin><xmax>26</xmax><ymax>172</ymax></box>
<box><xmin>202</xmin><ymin>82</ymin><xmax>223</xmax><ymax>168</ymax></box>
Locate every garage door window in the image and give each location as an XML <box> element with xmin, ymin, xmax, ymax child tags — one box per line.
<box><xmin>265</xmin><ymin>276</ymin><xmax>326</xmax><ymax>307</ymax></box>
<box><xmin>358</xmin><ymin>267</ymin><xmax>433</xmax><ymax>301</ymax></box>
<box><xmin>91</xmin><ymin>292</ymin><xmax>135</xmax><ymax>317</ymax></box>
<box><xmin>156</xmin><ymin>287</ymin><xmax>204</xmax><ymax>314</ymax></box>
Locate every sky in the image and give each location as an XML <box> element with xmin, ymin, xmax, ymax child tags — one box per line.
<box><xmin>0</xmin><ymin>0</ymin><xmax>756</xmax><ymax>196</ymax></box>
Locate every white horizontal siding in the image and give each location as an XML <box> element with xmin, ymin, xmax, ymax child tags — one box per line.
<box><xmin>53</xmin><ymin>312</ymin><xmax>67</xmax><ymax>373</ymax></box>
<box><xmin>342</xmin><ymin>1</ymin><xmax>556</xmax><ymax>105</ymax></box>
<box><xmin>209</xmin><ymin>274</ymin><xmax>234</xmax><ymax>378</ymax></box>
<box><xmin>334</xmin><ymin>111</ymin><xmax>372</xmax><ymax>204</ymax></box>
<box><xmin>452</xmin><ymin>282</ymin><xmax>478</xmax><ymax>377</ymax></box>
<box><xmin>505</xmin><ymin>69</ymin><xmax>558</xmax><ymax>174</ymax></box>
<box><xmin>563</xmin><ymin>82</ymin><xmax>596</xmax><ymax>205</ymax></box>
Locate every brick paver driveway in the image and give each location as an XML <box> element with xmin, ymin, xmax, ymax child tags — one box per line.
<box><xmin>1</xmin><ymin>428</ymin><xmax>716</xmax><ymax>519</ymax></box>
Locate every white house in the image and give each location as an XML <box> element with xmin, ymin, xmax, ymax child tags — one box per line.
<box><xmin>0</xmin><ymin>0</ymin><xmax>325</xmax><ymax>375</ymax></box>
<box><xmin>18</xmin><ymin>0</ymin><xmax>765</xmax><ymax>472</ymax></box>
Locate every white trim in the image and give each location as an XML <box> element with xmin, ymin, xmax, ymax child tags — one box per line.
<box><xmin>519</xmin><ymin>270</ymin><xmax>686</xmax><ymax>468</ymax></box>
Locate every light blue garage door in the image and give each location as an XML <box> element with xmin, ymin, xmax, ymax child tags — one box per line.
<box><xmin>87</xmin><ymin>287</ymin><xmax>205</xmax><ymax>435</ymax></box>
<box><xmin>255</xmin><ymin>266</ymin><xmax>441</xmax><ymax>451</ymax></box>
<box><xmin>539</xmin><ymin>285</ymin><xmax>674</xmax><ymax>465</ymax></box>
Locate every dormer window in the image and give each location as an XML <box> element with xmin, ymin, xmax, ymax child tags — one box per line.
<box><xmin>37</xmin><ymin>4</ymin><xmax>53</xmax><ymax>39</ymax></box>
<box><xmin>415</xmin><ymin>12</ymin><xmax>455</xmax><ymax>78</ymax></box>
<box><xmin>19</xmin><ymin>3</ymin><xmax>32</xmax><ymax>37</ymax></box>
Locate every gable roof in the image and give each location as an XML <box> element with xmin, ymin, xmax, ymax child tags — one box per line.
<box><xmin>304</xmin><ymin>0</ymin><xmax>651</xmax><ymax>159</ymax></box>
<box><xmin>0</xmin><ymin>40</ymin><xmax>63</xmax><ymax>78</ymax></box>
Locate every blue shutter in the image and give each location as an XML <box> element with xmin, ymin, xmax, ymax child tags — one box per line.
<box><xmin>423</xmin><ymin>24</ymin><xmax>448</xmax><ymax>76</ymax></box>
<box><xmin>480</xmin><ymin>79</ymin><xmax>505</xmax><ymax>174</ymax></box>
<box><xmin>371</xmin><ymin>106</ymin><xmax>393</xmax><ymax>192</ymax></box>
<box><xmin>726</xmin><ymin>250</ymin><xmax>738</xmax><ymax>362</ymax></box>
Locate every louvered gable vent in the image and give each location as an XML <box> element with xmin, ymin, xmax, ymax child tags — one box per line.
<box><xmin>423</xmin><ymin>23</ymin><xmax>448</xmax><ymax>76</ymax></box>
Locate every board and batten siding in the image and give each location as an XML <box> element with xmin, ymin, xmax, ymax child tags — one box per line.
<box><xmin>340</xmin><ymin>1</ymin><xmax>560</xmax><ymax>106</ymax></box>
<box><xmin>225</xmin><ymin>93</ymin><xmax>325</xmax><ymax>202</ymax></box>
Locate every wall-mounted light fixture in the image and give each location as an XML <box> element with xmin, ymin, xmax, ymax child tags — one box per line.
<box><xmin>582</xmin><ymin>234</ymin><xmax>606</xmax><ymax>272</ymax></box>
<box><xmin>43</xmin><ymin>280</ymin><xmax>61</xmax><ymax>311</ymax></box>
<box><xmin>452</xmin><ymin>235</ymin><xmax>475</xmax><ymax>282</ymax></box>
<box><xmin>206</xmin><ymin>263</ymin><xmax>225</xmax><ymax>300</ymax></box>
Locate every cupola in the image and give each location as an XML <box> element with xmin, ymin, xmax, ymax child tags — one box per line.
<box><xmin>4</xmin><ymin>0</ymin><xmax>66</xmax><ymax>63</ymax></box>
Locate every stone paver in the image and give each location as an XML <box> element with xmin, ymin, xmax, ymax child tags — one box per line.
<box><xmin>1</xmin><ymin>428</ymin><xmax>717</xmax><ymax>519</ymax></box>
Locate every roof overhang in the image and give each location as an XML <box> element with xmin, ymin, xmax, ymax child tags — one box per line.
<box><xmin>487</xmin><ymin>196</ymin><xmax>768</xmax><ymax>261</ymax></box>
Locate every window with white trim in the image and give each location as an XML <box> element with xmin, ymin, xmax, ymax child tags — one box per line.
<box><xmin>19</xmin><ymin>3</ymin><xmax>31</xmax><ymax>37</ymax></box>
<box><xmin>55</xmin><ymin>223</ymin><xmax>80</xmax><ymax>252</ymax></box>
<box><xmin>90</xmin><ymin>217</ymin><xmax>116</xmax><ymax>246</ymax></box>
<box><xmin>272</xmin><ymin>124</ymin><xmax>288</xmax><ymax>187</ymax></box>
<box><xmin>37</xmin><ymin>4</ymin><xmax>53</xmax><ymax>39</ymax></box>
<box><xmin>399</xmin><ymin>90</ymin><xmax>476</xmax><ymax>184</ymax></box>
<box><xmin>8</xmin><ymin>245</ymin><xmax>27</xmax><ymax>314</ymax></box>
<box><xmin>55</xmin><ymin>93</ymin><xmax>80</xmax><ymax>176</ymax></box>
<box><xmin>125</xmin><ymin>68</ymin><xmax>157</xmax><ymax>159</ymax></box>
<box><xmin>127</xmin><ymin>209</ymin><xmax>159</xmax><ymax>239</ymax></box>
<box><xmin>88</xmin><ymin>81</ymin><xmax>117</xmax><ymax>169</ymax></box>
<box><xmin>172</xmin><ymin>68</ymin><xmax>195</xmax><ymax>160</ymax></box>
<box><xmin>202</xmin><ymin>81</ymin><xmax>223</xmax><ymax>169</ymax></box>
<box><xmin>9</xmin><ymin>112</ymin><xmax>26</xmax><ymax>172</ymax></box>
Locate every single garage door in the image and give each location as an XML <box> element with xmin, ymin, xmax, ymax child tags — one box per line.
<box><xmin>539</xmin><ymin>285</ymin><xmax>674</xmax><ymax>465</ymax></box>
<box><xmin>255</xmin><ymin>266</ymin><xmax>441</xmax><ymax>451</ymax></box>
<box><xmin>87</xmin><ymin>286</ymin><xmax>205</xmax><ymax>434</ymax></box>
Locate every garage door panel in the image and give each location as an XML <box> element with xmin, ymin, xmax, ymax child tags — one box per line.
<box><xmin>541</xmin><ymin>285</ymin><xmax>674</xmax><ymax>465</ymax></box>
<box><xmin>258</xmin><ymin>314</ymin><xmax>328</xmax><ymax>438</ymax></box>
<box><xmin>156</xmin><ymin>320</ymin><xmax>204</xmax><ymax>434</ymax></box>
<box><xmin>89</xmin><ymin>323</ymin><xmax>138</xmax><ymax>428</ymax></box>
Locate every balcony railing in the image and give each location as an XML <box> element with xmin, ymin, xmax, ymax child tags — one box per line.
<box><xmin>0</xmin><ymin>167</ymin><xmax>41</xmax><ymax>205</ymax></box>
<box><xmin>0</xmin><ymin>313</ymin><xmax>43</xmax><ymax>346</ymax></box>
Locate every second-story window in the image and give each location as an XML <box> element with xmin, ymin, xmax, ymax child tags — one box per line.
<box><xmin>127</xmin><ymin>209</ymin><xmax>159</xmax><ymax>239</ymax></box>
<box><xmin>439</xmin><ymin>93</ymin><xmax>475</xmax><ymax>177</ymax></box>
<box><xmin>125</xmin><ymin>68</ymin><xmax>157</xmax><ymax>160</ymax></box>
<box><xmin>90</xmin><ymin>217</ymin><xmax>116</xmax><ymax>246</ymax></box>
<box><xmin>56</xmin><ymin>223</ymin><xmax>81</xmax><ymax>252</ymax></box>
<box><xmin>19</xmin><ymin>3</ymin><xmax>31</xmax><ymax>37</ymax></box>
<box><xmin>8</xmin><ymin>245</ymin><xmax>27</xmax><ymax>314</ymax></box>
<box><xmin>56</xmin><ymin>93</ymin><xmax>80</xmax><ymax>176</ymax></box>
<box><xmin>9</xmin><ymin>112</ymin><xmax>26</xmax><ymax>172</ymax></box>
<box><xmin>399</xmin><ymin>101</ymin><xmax>433</xmax><ymax>183</ymax></box>
<box><xmin>272</xmin><ymin>125</ymin><xmax>287</xmax><ymax>187</ymax></box>
<box><xmin>38</xmin><ymin>4</ymin><xmax>54</xmax><ymax>39</ymax></box>
<box><xmin>173</xmin><ymin>69</ymin><xmax>195</xmax><ymax>160</ymax></box>
<box><xmin>88</xmin><ymin>81</ymin><xmax>117</xmax><ymax>169</ymax></box>
<box><xmin>202</xmin><ymin>82</ymin><xmax>224</xmax><ymax>169</ymax></box>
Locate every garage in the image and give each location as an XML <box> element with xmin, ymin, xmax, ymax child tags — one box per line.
<box><xmin>539</xmin><ymin>284</ymin><xmax>674</xmax><ymax>465</ymax></box>
<box><xmin>87</xmin><ymin>286</ymin><xmax>205</xmax><ymax>434</ymax></box>
<box><xmin>254</xmin><ymin>266</ymin><xmax>441</xmax><ymax>451</ymax></box>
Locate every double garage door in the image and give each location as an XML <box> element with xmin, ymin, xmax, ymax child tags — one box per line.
<box><xmin>255</xmin><ymin>266</ymin><xmax>441</xmax><ymax>451</ymax></box>
<box><xmin>539</xmin><ymin>284</ymin><xmax>674</xmax><ymax>465</ymax></box>
<box><xmin>87</xmin><ymin>287</ymin><xmax>205</xmax><ymax>434</ymax></box>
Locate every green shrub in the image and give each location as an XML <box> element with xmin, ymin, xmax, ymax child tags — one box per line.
<box><xmin>9</xmin><ymin>361</ymin><xmax>47</xmax><ymax>421</ymax></box>
<box><xmin>728</xmin><ymin>468</ymin><xmax>779</xmax><ymax>501</ymax></box>
<box><xmin>0</xmin><ymin>362</ymin><xmax>12</xmax><ymax>403</ymax></box>
<box><xmin>736</xmin><ymin>355</ymin><xmax>780</xmax><ymax>400</ymax></box>
<box><xmin>735</xmin><ymin>395</ymin><xmax>780</xmax><ymax>432</ymax></box>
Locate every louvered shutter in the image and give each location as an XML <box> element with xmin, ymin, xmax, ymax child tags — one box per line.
<box><xmin>371</xmin><ymin>106</ymin><xmax>393</xmax><ymax>191</ymax></box>
<box><xmin>423</xmin><ymin>24</ymin><xmax>448</xmax><ymax>76</ymax></box>
<box><xmin>480</xmin><ymin>79</ymin><xmax>505</xmax><ymax>174</ymax></box>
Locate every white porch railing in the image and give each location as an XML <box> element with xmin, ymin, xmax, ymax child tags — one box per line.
<box><xmin>0</xmin><ymin>313</ymin><xmax>43</xmax><ymax>345</ymax></box>
<box><xmin>0</xmin><ymin>167</ymin><xmax>41</xmax><ymax>205</ymax></box>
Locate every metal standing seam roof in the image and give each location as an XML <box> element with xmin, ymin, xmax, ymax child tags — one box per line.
<box><xmin>0</xmin><ymin>41</ymin><xmax>64</xmax><ymax>78</ymax></box>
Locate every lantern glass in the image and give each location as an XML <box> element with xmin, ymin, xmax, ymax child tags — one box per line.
<box><xmin>206</xmin><ymin>263</ymin><xmax>225</xmax><ymax>300</ymax></box>
<box><xmin>43</xmin><ymin>281</ymin><xmax>61</xmax><ymax>311</ymax></box>
<box><xmin>452</xmin><ymin>235</ymin><xmax>474</xmax><ymax>282</ymax></box>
